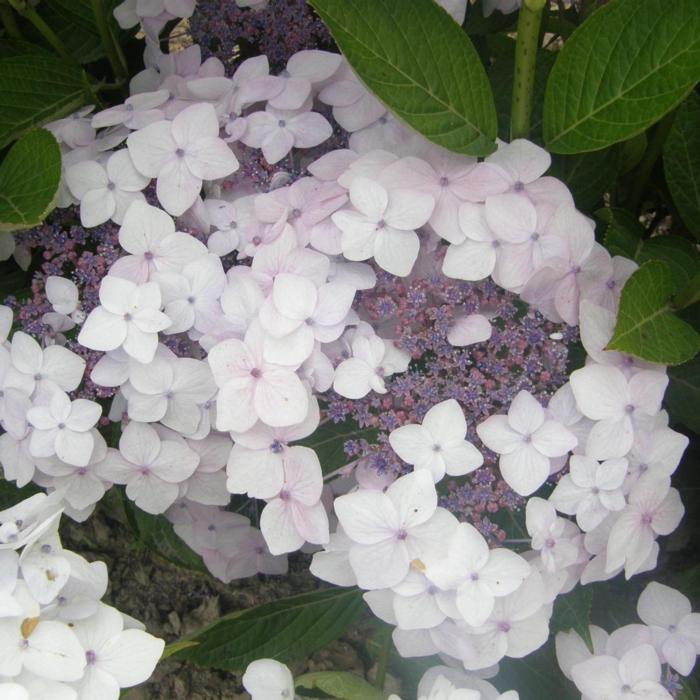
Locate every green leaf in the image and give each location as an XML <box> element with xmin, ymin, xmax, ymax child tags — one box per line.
<box><xmin>549</xmin><ymin>146</ymin><xmax>621</xmax><ymax>210</ymax></box>
<box><xmin>664</xmin><ymin>92</ymin><xmax>700</xmax><ymax>241</ymax></box>
<box><xmin>176</xmin><ymin>587</ymin><xmax>365</xmax><ymax>672</ymax></box>
<box><xmin>133</xmin><ymin>509</ymin><xmax>208</xmax><ymax>573</ymax></box>
<box><xmin>298</xmin><ymin>419</ymin><xmax>378</xmax><ymax>475</ymax></box>
<box><xmin>307</xmin><ymin>0</ymin><xmax>497</xmax><ymax>156</ymax></box>
<box><xmin>666</xmin><ymin>356</ymin><xmax>700</xmax><ymax>433</ymax></box>
<box><xmin>608</xmin><ymin>261</ymin><xmax>700</xmax><ymax>364</ymax></box>
<box><xmin>0</xmin><ymin>129</ymin><xmax>61</xmax><ymax>232</ymax></box>
<box><xmin>296</xmin><ymin>672</ymin><xmax>387</xmax><ymax>700</ymax></box>
<box><xmin>597</xmin><ymin>207</ymin><xmax>644</xmax><ymax>259</ymax></box>
<box><xmin>543</xmin><ymin>0</ymin><xmax>700</xmax><ymax>154</ymax></box>
<box><xmin>598</xmin><ymin>208</ymin><xmax>699</xmax><ymax>292</ymax></box>
<box><xmin>496</xmin><ymin>643</ymin><xmax>577</xmax><ymax>700</ymax></box>
<box><xmin>0</xmin><ymin>39</ymin><xmax>54</xmax><ymax>59</ymax></box>
<box><xmin>0</xmin><ymin>56</ymin><xmax>90</xmax><ymax>149</ymax></box>
<box><xmin>161</xmin><ymin>640</ymin><xmax>199</xmax><ymax>660</ymax></box>
<box><xmin>637</xmin><ymin>237</ymin><xmax>699</xmax><ymax>294</ymax></box>
<box><xmin>550</xmin><ymin>585</ymin><xmax>594</xmax><ymax>651</ymax></box>
<box><xmin>0</xmin><ymin>479</ymin><xmax>40</xmax><ymax>510</ymax></box>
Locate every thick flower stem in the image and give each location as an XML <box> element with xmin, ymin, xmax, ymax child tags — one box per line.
<box><xmin>0</xmin><ymin>2</ymin><xmax>21</xmax><ymax>38</ymax></box>
<box><xmin>510</xmin><ymin>0</ymin><xmax>546</xmax><ymax>141</ymax></box>
<box><xmin>90</xmin><ymin>0</ymin><xmax>128</xmax><ymax>81</ymax></box>
<box><xmin>7</xmin><ymin>0</ymin><xmax>67</xmax><ymax>57</ymax></box>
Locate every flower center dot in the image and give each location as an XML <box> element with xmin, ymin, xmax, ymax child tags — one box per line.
<box><xmin>513</xmin><ymin>181</ymin><xmax>525</xmax><ymax>191</ymax></box>
<box><xmin>498</xmin><ymin>621</ymin><xmax>511</xmax><ymax>632</ymax></box>
<box><xmin>291</xmin><ymin>208</ymin><xmax>301</xmax><ymax>219</ymax></box>
<box><xmin>175</xmin><ymin>148</ymin><xmax>185</xmax><ymax>158</ymax></box>
<box><xmin>277</xmin><ymin>120</ymin><xmax>286</xmax><ymax>128</ymax></box>
<box><xmin>85</xmin><ymin>650</ymin><xmax>97</xmax><ymax>665</ymax></box>
<box><xmin>641</xmin><ymin>513</ymin><xmax>653</xmax><ymax>525</ymax></box>
<box><xmin>439</xmin><ymin>176</ymin><xmax>449</xmax><ymax>187</ymax></box>
<box><xmin>625</xmin><ymin>404</ymin><xmax>635</xmax><ymax>414</ymax></box>
<box><xmin>123</xmin><ymin>312</ymin><xmax>132</xmax><ymax>321</ymax></box>
<box><xmin>250</xmin><ymin>367</ymin><xmax>262</xmax><ymax>379</ymax></box>
<box><xmin>57</xmin><ymin>422</ymin><xmax>66</xmax><ymax>430</ymax></box>
<box><xmin>144</xmin><ymin>251</ymin><xmax>154</xmax><ymax>260</ymax></box>
<box><xmin>107</xmin><ymin>182</ymin><xmax>116</xmax><ymax>191</ymax></box>
<box><xmin>396</xmin><ymin>529</ymin><xmax>408</xmax><ymax>541</ymax></box>
<box><xmin>607</xmin><ymin>279</ymin><xmax>616</xmax><ymax>289</ymax></box>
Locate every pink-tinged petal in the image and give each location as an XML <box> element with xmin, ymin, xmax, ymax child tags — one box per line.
<box><xmin>606</xmin><ymin>510</ymin><xmax>653</xmax><ymax>575</ymax></box>
<box><xmin>637</xmin><ymin>582</ymin><xmax>691</xmax><ymax>628</ymax></box>
<box><xmin>570</xmin><ymin>364</ymin><xmax>628</xmax><ymax>420</ymax></box>
<box><xmin>477</xmin><ymin>415</ymin><xmax>522</xmax><ymax>455</ymax></box>
<box><xmin>442</xmin><ymin>240</ymin><xmax>496</xmax><ymax>281</ymax></box>
<box><xmin>273</xmin><ymin>273</ymin><xmax>317</xmax><ymax>321</ymax></box>
<box><xmin>586</xmin><ymin>416</ymin><xmax>633</xmax><ymax>460</ymax></box>
<box><xmin>67</xmin><ymin>399</ymin><xmax>101</xmax><ymax>431</ymax></box>
<box><xmin>255</xmin><ymin>368</ymin><xmax>308</xmax><ymax>427</ymax></box>
<box><xmin>156</xmin><ymin>157</ymin><xmax>202</xmax><ymax>216</ymax></box>
<box><xmin>260</xmin><ymin>499</ymin><xmax>305</xmax><ymax>554</ymax></box>
<box><xmin>78</xmin><ymin>308</ymin><xmax>126</xmax><ymax>352</ymax></box>
<box><xmin>619</xmin><ymin>644</ymin><xmax>662</xmax><ymax>686</ymax></box>
<box><xmin>287</xmin><ymin>49</ymin><xmax>342</xmax><ymax>82</ymax></box>
<box><xmin>458</xmin><ymin>202</ymin><xmax>492</xmax><ymax>242</ymax></box>
<box><xmin>456</xmin><ymin>579</ymin><xmax>496</xmax><ymax>627</ymax></box>
<box><xmin>79</xmin><ymin>188</ymin><xmax>115</xmax><ymax>227</ymax></box>
<box><xmin>531</xmin><ymin>420</ymin><xmax>577</xmax><ymax>457</ymax></box>
<box><xmin>98</xmin><ymin>629</ymin><xmax>165</xmax><ymax>687</ymax></box>
<box><xmin>55</xmin><ymin>429</ymin><xmax>94</xmax><ymax>467</ymax></box>
<box><xmin>349</xmin><ymin>176</ymin><xmax>387</xmax><ymax>221</ymax></box>
<box><xmin>127</xmin><ymin>120</ymin><xmax>177</xmax><ymax>177</ymax></box>
<box><xmin>508</xmin><ymin>390</ymin><xmax>545</xmax><ymax>435</ymax></box>
<box><xmin>447</xmin><ymin>314</ymin><xmax>492</xmax><ymax>346</ymax></box>
<box><xmin>487</xmin><ymin>139</ymin><xmax>551</xmax><ymax>184</ymax></box>
<box><xmin>678</xmin><ymin>614</ymin><xmax>700</xmax><ymax>647</ymax></box>
<box><xmin>240</xmin><ymin>111</ymin><xmax>277</xmax><ymax>147</ymax></box>
<box><xmin>172</xmin><ymin>102</ymin><xmax>219</xmax><ymax>145</ymax></box>
<box><xmin>384</xmin><ymin>189</ymin><xmax>435</xmax><ymax>230</ymax></box>
<box><xmin>442</xmin><ymin>441</ymin><xmax>483</xmax><ymax>477</ymax></box>
<box><xmin>481</xmin><ymin>548</ymin><xmax>530</xmax><ymax>596</ymax></box>
<box><xmin>570</xmin><ymin>655</ymin><xmax>621</xmax><ymax>698</ymax></box>
<box><xmin>334</xmin><ymin>490</ymin><xmax>398</xmax><ymax>544</ymax></box>
<box><xmin>65</xmin><ymin>160</ymin><xmax>108</xmax><ymax>199</ymax></box>
<box><xmin>374</xmin><ymin>227</ymin><xmax>419</xmax><ymax>277</ymax></box>
<box><xmin>336</xmin><ymin>213</ymin><xmax>377</xmax><ymax>261</ymax></box>
<box><xmin>268</xmin><ymin>77</ymin><xmax>312</xmax><ymax>110</ymax></box>
<box><xmin>185</xmin><ymin>137</ymin><xmax>239</xmax><ymax>180</ymax></box>
<box><xmin>122</xmin><ymin>325</ymin><xmax>158</xmax><ymax>363</ymax></box>
<box><xmin>350</xmin><ymin>537</ymin><xmax>409</xmax><ymax>590</ymax></box>
<box><xmin>389</xmin><ymin>424</ymin><xmax>432</xmax><ymax>465</ymax></box>
<box><xmin>485</xmin><ymin>193</ymin><xmax>536</xmax><ymax>243</ymax></box>
<box><xmin>332</xmin><ymin>358</ymin><xmax>373</xmax><ymax>399</ymax></box>
<box><xmin>662</xmin><ymin>634</ymin><xmax>697</xmax><ymax>676</ymax></box>
<box><xmin>216</xmin><ymin>378</ymin><xmax>256</xmax><ymax>432</ymax></box>
<box><xmin>261</xmin><ymin>128</ymin><xmax>295</xmax><ymax>164</ymax></box>
<box><xmin>651</xmin><ymin>488</ymin><xmax>684</xmax><ymax>536</ymax></box>
<box><xmin>287</xmin><ymin>111</ymin><xmax>333</xmax><ymax>148</ymax></box>
<box><xmin>118</xmin><ymin>200</ymin><xmax>175</xmax><ymax>256</ymax></box>
<box><xmin>106</xmin><ymin>150</ymin><xmax>150</xmax><ymax>191</ymax></box>
<box><xmin>386</xmin><ymin>470</ymin><xmax>437</xmax><ymax>529</ymax></box>
<box><xmin>150</xmin><ymin>441</ymin><xmax>199</xmax><ymax>482</ymax></box>
<box><xmin>500</xmin><ymin>445</ymin><xmax>550</xmax><ymax>496</ymax></box>
<box><xmin>629</xmin><ymin>370</ymin><xmax>668</xmax><ymax>415</ymax></box>
<box><xmin>291</xmin><ymin>501</ymin><xmax>329</xmax><ymax>545</ymax></box>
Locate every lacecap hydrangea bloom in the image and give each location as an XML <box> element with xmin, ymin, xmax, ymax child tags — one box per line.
<box><xmin>0</xmin><ymin>0</ymin><xmax>691</xmax><ymax>697</ymax></box>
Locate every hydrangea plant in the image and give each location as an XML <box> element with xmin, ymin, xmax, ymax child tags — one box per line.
<box><xmin>0</xmin><ymin>0</ymin><xmax>699</xmax><ymax>699</ymax></box>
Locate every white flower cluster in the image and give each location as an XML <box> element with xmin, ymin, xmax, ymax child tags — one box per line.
<box><xmin>0</xmin><ymin>493</ymin><xmax>164</xmax><ymax>700</ymax></box>
<box><xmin>556</xmin><ymin>581</ymin><xmax>700</xmax><ymax>698</ymax></box>
<box><xmin>242</xmin><ymin>658</ymin><xmax>519</xmax><ymax>700</ymax></box>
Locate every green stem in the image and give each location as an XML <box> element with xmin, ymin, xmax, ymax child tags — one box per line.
<box><xmin>374</xmin><ymin>627</ymin><xmax>392</xmax><ymax>691</ymax></box>
<box><xmin>0</xmin><ymin>2</ymin><xmax>21</xmax><ymax>38</ymax></box>
<box><xmin>510</xmin><ymin>0</ymin><xmax>545</xmax><ymax>140</ymax></box>
<box><xmin>90</xmin><ymin>0</ymin><xmax>128</xmax><ymax>81</ymax></box>
<box><xmin>7</xmin><ymin>0</ymin><xmax>67</xmax><ymax>57</ymax></box>
<box><xmin>627</xmin><ymin>109</ymin><xmax>677</xmax><ymax>213</ymax></box>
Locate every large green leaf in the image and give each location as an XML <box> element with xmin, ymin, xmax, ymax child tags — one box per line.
<box><xmin>550</xmin><ymin>585</ymin><xmax>594</xmax><ymax>651</ymax></box>
<box><xmin>296</xmin><ymin>672</ymin><xmax>387</xmax><ymax>700</ymax></box>
<box><xmin>543</xmin><ymin>0</ymin><xmax>700</xmax><ymax>154</ymax></box>
<box><xmin>308</xmin><ymin>0</ymin><xmax>497</xmax><ymax>156</ymax></box>
<box><xmin>637</xmin><ymin>237</ymin><xmax>699</xmax><ymax>294</ymax></box>
<box><xmin>298</xmin><ymin>419</ymin><xmax>378</xmax><ymax>475</ymax></box>
<box><xmin>549</xmin><ymin>146</ymin><xmax>621</xmax><ymax>210</ymax></box>
<box><xmin>133</xmin><ymin>509</ymin><xmax>208</xmax><ymax>573</ymax></box>
<box><xmin>0</xmin><ymin>479</ymin><xmax>40</xmax><ymax>510</ymax></box>
<box><xmin>608</xmin><ymin>261</ymin><xmax>700</xmax><ymax>364</ymax></box>
<box><xmin>666</xmin><ymin>356</ymin><xmax>700</xmax><ymax>433</ymax></box>
<box><xmin>176</xmin><ymin>587</ymin><xmax>365</xmax><ymax>671</ymax></box>
<box><xmin>0</xmin><ymin>129</ymin><xmax>61</xmax><ymax>232</ymax></box>
<box><xmin>0</xmin><ymin>56</ymin><xmax>90</xmax><ymax>149</ymax></box>
<box><xmin>664</xmin><ymin>92</ymin><xmax>700</xmax><ymax>241</ymax></box>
